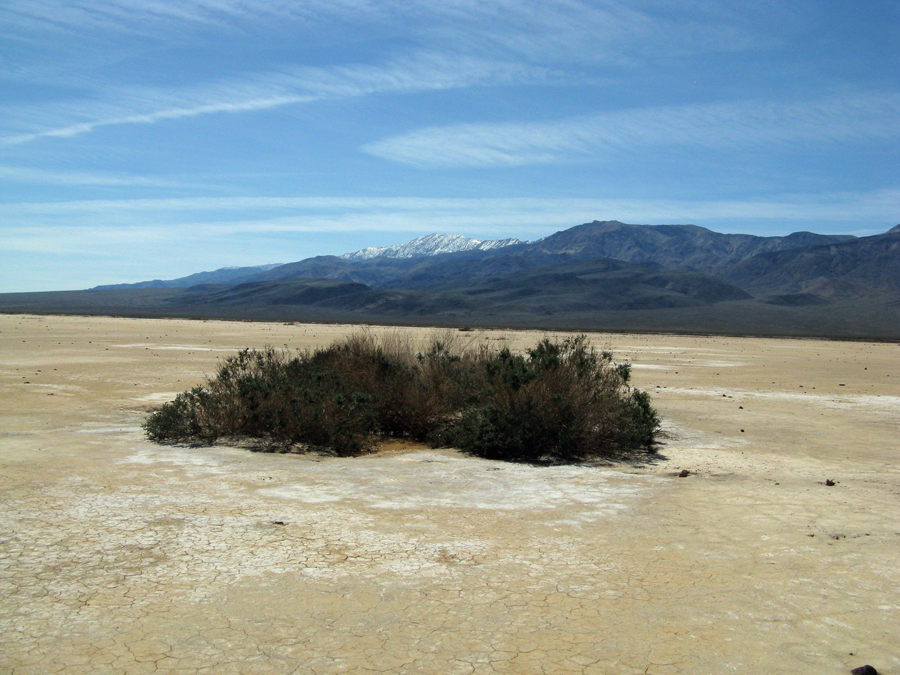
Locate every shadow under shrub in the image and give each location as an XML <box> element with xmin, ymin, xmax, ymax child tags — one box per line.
<box><xmin>144</xmin><ymin>331</ymin><xmax>660</xmax><ymax>462</ymax></box>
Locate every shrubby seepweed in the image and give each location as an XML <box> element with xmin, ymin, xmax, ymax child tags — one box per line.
<box><xmin>144</xmin><ymin>331</ymin><xmax>659</xmax><ymax>462</ymax></box>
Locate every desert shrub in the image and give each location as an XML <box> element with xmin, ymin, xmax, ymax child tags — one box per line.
<box><xmin>144</xmin><ymin>387</ymin><xmax>218</xmax><ymax>444</ymax></box>
<box><xmin>144</xmin><ymin>343</ymin><xmax>384</xmax><ymax>454</ymax></box>
<box><xmin>620</xmin><ymin>389</ymin><xmax>661</xmax><ymax>448</ymax></box>
<box><xmin>144</xmin><ymin>331</ymin><xmax>659</xmax><ymax>461</ymax></box>
<box><xmin>442</xmin><ymin>336</ymin><xmax>657</xmax><ymax>462</ymax></box>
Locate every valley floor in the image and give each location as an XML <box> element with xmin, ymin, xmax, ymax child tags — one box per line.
<box><xmin>0</xmin><ymin>314</ymin><xmax>898</xmax><ymax>675</ymax></box>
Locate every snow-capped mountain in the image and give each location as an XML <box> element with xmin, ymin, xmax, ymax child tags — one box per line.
<box><xmin>341</xmin><ymin>233</ymin><xmax>522</xmax><ymax>261</ymax></box>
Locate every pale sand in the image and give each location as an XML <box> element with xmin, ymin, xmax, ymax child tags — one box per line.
<box><xmin>0</xmin><ymin>314</ymin><xmax>897</xmax><ymax>675</ymax></box>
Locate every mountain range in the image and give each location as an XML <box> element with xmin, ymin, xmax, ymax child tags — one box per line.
<box><xmin>94</xmin><ymin>234</ymin><xmax>524</xmax><ymax>288</ymax></box>
<box><xmin>4</xmin><ymin>221</ymin><xmax>899</xmax><ymax>339</ymax></box>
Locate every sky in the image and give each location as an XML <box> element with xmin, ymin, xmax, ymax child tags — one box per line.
<box><xmin>1</xmin><ymin>0</ymin><xmax>898</xmax><ymax>292</ymax></box>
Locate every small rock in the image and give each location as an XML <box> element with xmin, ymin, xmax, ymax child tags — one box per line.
<box><xmin>825</xmin><ymin>479</ymin><xmax>837</xmax><ymax>486</ymax></box>
<box><xmin>850</xmin><ymin>666</ymin><xmax>878</xmax><ymax>675</ymax></box>
<box><xmin>678</xmin><ymin>469</ymin><xmax>690</xmax><ymax>478</ymax></box>
<box><xmin>272</xmin><ymin>521</ymin><xmax>285</xmax><ymax>526</ymax></box>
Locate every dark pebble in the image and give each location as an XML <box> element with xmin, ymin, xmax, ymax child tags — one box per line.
<box><xmin>850</xmin><ymin>666</ymin><xmax>878</xmax><ymax>675</ymax></box>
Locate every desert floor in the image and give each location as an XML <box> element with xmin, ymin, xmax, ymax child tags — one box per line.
<box><xmin>0</xmin><ymin>314</ymin><xmax>897</xmax><ymax>675</ymax></box>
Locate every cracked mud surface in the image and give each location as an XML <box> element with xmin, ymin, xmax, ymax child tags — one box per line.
<box><xmin>1</xmin><ymin>315</ymin><xmax>897</xmax><ymax>674</ymax></box>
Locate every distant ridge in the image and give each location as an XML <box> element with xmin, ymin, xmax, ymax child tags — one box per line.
<box><xmin>94</xmin><ymin>233</ymin><xmax>522</xmax><ymax>290</ymax></box>
<box><xmin>340</xmin><ymin>233</ymin><xmax>522</xmax><ymax>261</ymax></box>
<box><xmin>722</xmin><ymin>226</ymin><xmax>900</xmax><ymax>297</ymax></box>
<box><xmin>34</xmin><ymin>219</ymin><xmax>895</xmax><ymax>339</ymax></box>
<box><xmin>238</xmin><ymin>220</ymin><xmax>859</xmax><ymax>291</ymax></box>
<box><xmin>94</xmin><ymin>263</ymin><xmax>284</xmax><ymax>290</ymax></box>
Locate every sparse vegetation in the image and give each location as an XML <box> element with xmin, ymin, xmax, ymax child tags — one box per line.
<box><xmin>144</xmin><ymin>331</ymin><xmax>659</xmax><ymax>462</ymax></box>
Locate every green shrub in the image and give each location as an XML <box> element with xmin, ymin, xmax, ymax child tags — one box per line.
<box><xmin>442</xmin><ymin>336</ymin><xmax>656</xmax><ymax>462</ymax></box>
<box><xmin>143</xmin><ymin>331</ymin><xmax>660</xmax><ymax>462</ymax></box>
<box><xmin>144</xmin><ymin>387</ymin><xmax>216</xmax><ymax>444</ymax></box>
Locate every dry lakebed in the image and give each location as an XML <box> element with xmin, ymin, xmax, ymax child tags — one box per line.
<box><xmin>1</xmin><ymin>314</ymin><xmax>897</xmax><ymax>674</ymax></box>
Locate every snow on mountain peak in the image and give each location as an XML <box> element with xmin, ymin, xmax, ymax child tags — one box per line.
<box><xmin>341</xmin><ymin>233</ymin><xmax>521</xmax><ymax>261</ymax></box>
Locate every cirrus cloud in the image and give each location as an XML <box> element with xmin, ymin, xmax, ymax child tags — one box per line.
<box><xmin>363</xmin><ymin>93</ymin><xmax>900</xmax><ymax>167</ymax></box>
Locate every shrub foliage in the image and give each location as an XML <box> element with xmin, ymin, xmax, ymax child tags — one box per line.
<box><xmin>144</xmin><ymin>331</ymin><xmax>659</xmax><ymax>462</ymax></box>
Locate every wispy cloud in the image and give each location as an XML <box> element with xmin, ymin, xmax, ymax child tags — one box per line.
<box><xmin>1</xmin><ymin>96</ymin><xmax>316</xmax><ymax>145</ymax></box>
<box><xmin>2</xmin><ymin>0</ymin><xmax>772</xmax><ymax>55</ymax></box>
<box><xmin>0</xmin><ymin>0</ymin><xmax>338</xmax><ymax>35</ymax></box>
<box><xmin>0</xmin><ymin>165</ymin><xmax>203</xmax><ymax>187</ymax></box>
<box><xmin>0</xmin><ymin>1</ymin><xmax>796</xmax><ymax>148</ymax></box>
<box><xmin>0</xmin><ymin>51</ymin><xmax>547</xmax><ymax>146</ymax></box>
<box><xmin>363</xmin><ymin>93</ymin><xmax>900</xmax><ymax>167</ymax></box>
<box><xmin>3</xmin><ymin>190</ymin><xmax>897</xmax><ymax>238</ymax></box>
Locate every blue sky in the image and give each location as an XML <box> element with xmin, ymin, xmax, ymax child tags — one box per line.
<box><xmin>2</xmin><ymin>0</ymin><xmax>898</xmax><ymax>291</ymax></box>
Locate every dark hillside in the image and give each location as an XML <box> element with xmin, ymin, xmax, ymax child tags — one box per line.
<box><xmin>436</xmin><ymin>258</ymin><xmax>752</xmax><ymax>311</ymax></box>
<box><xmin>722</xmin><ymin>229</ymin><xmax>900</xmax><ymax>298</ymax></box>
